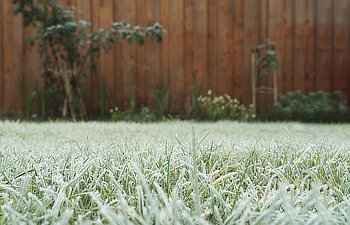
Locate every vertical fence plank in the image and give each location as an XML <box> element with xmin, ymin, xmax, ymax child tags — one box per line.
<box><xmin>269</xmin><ymin>0</ymin><xmax>284</xmax><ymax>97</ymax></box>
<box><xmin>145</xmin><ymin>0</ymin><xmax>161</xmax><ymax>108</ymax></box>
<box><xmin>168</xmin><ymin>0</ymin><xmax>184</xmax><ymax>110</ymax></box>
<box><xmin>232</xmin><ymin>0</ymin><xmax>244</xmax><ymax>100</ymax></box>
<box><xmin>259</xmin><ymin>0</ymin><xmax>269</xmax><ymax>43</ymax></box>
<box><xmin>120</xmin><ymin>0</ymin><xmax>137</xmax><ymax>108</ymax></box>
<box><xmin>113</xmin><ymin>0</ymin><xmax>124</xmax><ymax>109</ymax></box>
<box><xmin>332</xmin><ymin>0</ymin><xmax>349</xmax><ymax>99</ymax></box>
<box><xmin>305</xmin><ymin>0</ymin><xmax>316</xmax><ymax>93</ymax></box>
<box><xmin>193</xmin><ymin>0</ymin><xmax>208</xmax><ymax>94</ymax></box>
<box><xmin>257</xmin><ymin>0</ymin><xmax>269</xmax><ymax>90</ymax></box>
<box><xmin>135</xmin><ymin>0</ymin><xmax>147</xmax><ymax>107</ymax></box>
<box><xmin>159</xmin><ymin>0</ymin><xmax>170</xmax><ymax>111</ymax></box>
<box><xmin>315</xmin><ymin>0</ymin><xmax>333</xmax><ymax>92</ymax></box>
<box><xmin>207</xmin><ymin>0</ymin><xmax>217</xmax><ymax>94</ymax></box>
<box><xmin>184</xmin><ymin>0</ymin><xmax>194</xmax><ymax>109</ymax></box>
<box><xmin>2</xmin><ymin>1</ymin><xmax>23</xmax><ymax>116</ymax></box>
<box><xmin>256</xmin><ymin>0</ymin><xmax>271</xmax><ymax>113</ymax></box>
<box><xmin>91</xmin><ymin>0</ymin><xmax>101</xmax><ymax>112</ymax></box>
<box><xmin>232</xmin><ymin>0</ymin><xmax>244</xmax><ymax>99</ymax></box>
<box><xmin>217</xmin><ymin>0</ymin><xmax>233</xmax><ymax>96</ymax></box>
<box><xmin>293</xmin><ymin>0</ymin><xmax>307</xmax><ymax>92</ymax></box>
<box><xmin>100</xmin><ymin>0</ymin><xmax>114</xmax><ymax>110</ymax></box>
<box><xmin>242</xmin><ymin>0</ymin><xmax>259</xmax><ymax>105</ymax></box>
<box><xmin>281</xmin><ymin>0</ymin><xmax>294</xmax><ymax>94</ymax></box>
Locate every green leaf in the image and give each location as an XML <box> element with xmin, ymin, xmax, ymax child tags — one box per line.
<box><xmin>266</xmin><ymin>50</ymin><xmax>276</xmax><ymax>57</ymax></box>
<box><xmin>138</xmin><ymin>39</ymin><xmax>144</xmax><ymax>46</ymax></box>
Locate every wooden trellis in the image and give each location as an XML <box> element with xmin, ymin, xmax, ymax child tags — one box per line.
<box><xmin>250</xmin><ymin>41</ymin><xmax>278</xmax><ymax>114</ymax></box>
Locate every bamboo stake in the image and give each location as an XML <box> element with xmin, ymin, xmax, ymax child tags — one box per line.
<box><xmin>273</xmin><ymin>68</ymin><xmax>278</xmax><ymax>103</ymax></box>
<box><xmin>73</xmin><ymin>63</ymin><xmax>87</xmax><ymax>120</ymax></box>
<box><xmin>62</xmin><ymin>64</ymin><xmax>76</xmax><ymax>121</ymax></box>
<box><xmin>251</xmin><ymin>49</ymin><xmax>257</xmax><ymax>114</ymax></box>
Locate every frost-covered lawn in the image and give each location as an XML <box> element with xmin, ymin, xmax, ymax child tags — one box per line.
<box><xmin>0</xmin><ymin>121</ymin><xmax>350</xmax><ymax>224</ymax></box>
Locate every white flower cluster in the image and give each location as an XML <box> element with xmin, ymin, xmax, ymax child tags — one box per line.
<box><xmin>193</xmin><ymin>90</ymin><xmax>255</xmax><ymax>121</ymax></box>
<box><xmin>109</xmin><ymin>107</ymin><xmax>119</xmax><ymax>114</ymax></box>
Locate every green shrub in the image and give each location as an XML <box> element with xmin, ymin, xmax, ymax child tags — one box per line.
<box><xmin>190</xmin><ymin>90</ymin><xmax>255</xmax><ymax>121</ymax></box>
<box><xmin>273</xmin><ymin>90</ymin><xmax>349</xmax><ymax>122</ymax></box>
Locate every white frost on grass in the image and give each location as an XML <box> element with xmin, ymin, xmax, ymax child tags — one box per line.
<box><xmin>0</xmin><ymin>121</ymin><xmax>350</xmax><ymax>224</ymax></box>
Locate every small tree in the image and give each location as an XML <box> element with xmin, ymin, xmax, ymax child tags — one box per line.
<box><xmin>12</xmin><ymin>0</ymin><xmax>165</xmax><ymax>120</ymax></box>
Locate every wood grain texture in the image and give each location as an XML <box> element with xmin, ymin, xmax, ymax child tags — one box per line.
<box><xmin>242</xmin><ymin>0</ymin><xmax>259</xmax><ymax>105</ymax></box>
<box><xmin>332</xmin><ymin>0</ymin><xmax>349</xmax><ymax>99</ymax></box>
<box><xmin>90</xmin><ymin>0</ymin><xmax>101</xmax><ymax>112</ymax></box>
<box><xmin>259</xmin><ymin>0</ymin><xmax>269</xmax><ymax>44</ymax></box>
<box><xmin>294</xmin><ymin>0</ymin><xmax>307</xmax><ymax>92</ymax></box>
<box><xmin>135</xmin><ymin>0</ymin><xmax>147</xmax><ymax>107</ymax></box>
<box><xmin>232</xmin><ymin>0</ymin><xmax>244</xmax><ymax>100</ymax></box>
<box><xmin>305</xmin><ymin>0</ymin><xmax>316</xmax><ymax>93</ymax></box>
<box><xmin>159</xmin><ymin>0</ymin><xmax>170</xmax><ymax>111</ymax></box>
<box><xmin>184</xmin><ymin>0</ymin><xmax>194</xmax><ymax>109</ymax></box>
<box><xmin>281</xmin><ymin>0</ymin><xmax>294</xmax><ymax>94</ymax></box>
<box><xmin>269</xmin><ymin>0</ymin><xmax>284</xmax><ymax>97</ymax></box>
<box><xmin>2</xmin><ymin>1</ymin><xmax>23</xmax><ymax>116</ymax></box>
<box><xmin>113</xmin><ymin>0</ymin><xmax>124</xmax><ymax>108</ymax></box>
<box><xmin>120</xmin><ymin>0</ymin><xmax>137</xmax><ymax>108</ymax></box>
<box><xmin>217</xmin><ymin>0</ymin><xmax>233</xmax><ymax>96</ymax></box>
<box><xmin>100</xmin><ymin>0</ymin><xmax>114</xmax><ymax>110</ymax></box>
<box><xmin>315</xmin><ymin>0</ymin><xmax>333</xmax><ymax>92</ymax></box>
<box><xmin>1</xmin><ymin>0</ymin><xmax>350</xmax><ymax>115</ymax></box>
<box><xmin>193</xmin><ymin>0</ymin><xmax>208</xmax><ymax>93</ymax></box>
<box><xmin>168</xmin><ymin>0</ymin><xmax>184</xmax><ymax>110</ymax></box>
<box><xmin>207</xmin><ymin>0</ymin><xmax>218</xmax><ymax>94</ymax></box>
<box><xmin>145</xmin><ymin>0</ymin><xmax>161</xmax><ymax>108</ymax></box>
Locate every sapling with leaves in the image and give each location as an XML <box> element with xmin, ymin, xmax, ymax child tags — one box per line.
<box><xmin>12</xmin><ymin>0</ymin><xmax>165</xmax><ymax>120</ymax></box>
<box><xmin>254</xmin><ymin>39</ymin><xmax>280</xmax><ymax>103</ymax></box>
<box><xmin>256</xmin><ymin>39</ymin><xmax>279</xmax><ymax>79</ymax></box>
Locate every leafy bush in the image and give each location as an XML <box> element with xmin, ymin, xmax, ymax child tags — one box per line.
<box><xmin>12</xmin><ymin>0</ymin><xmax>165</xmax><ymax>120</ymax></box>
<box><xmin>273</xmin><ymin>90</ymin><xmax>349</xmax><ymax>122</ymax></box>
<box><xmin>191</xmin><ymin>90</ymin><xmax>255</xmax><ymax>121</ymax></box>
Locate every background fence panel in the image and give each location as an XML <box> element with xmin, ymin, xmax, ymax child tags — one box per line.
<box><xmin>0</xmin><ymin>0</ymin><xmax>349</xmax><ymax>116</ymax></box>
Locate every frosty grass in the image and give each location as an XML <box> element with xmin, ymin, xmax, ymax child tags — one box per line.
<box><xmin>0</xmin><ymin>121</ymin><xmax>349</xmax><ymax>224</ymax></box>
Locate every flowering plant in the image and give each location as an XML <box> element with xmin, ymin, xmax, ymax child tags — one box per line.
<box><xmin>191</xmin><ymin>90</ymin><xmax>255</xmax><ymax>121</ymax></box>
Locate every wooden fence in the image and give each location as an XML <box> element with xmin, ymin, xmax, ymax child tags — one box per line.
<box><xmin>1</xmin><ymin>0</ymin><xmax>349</xmax><ymax>116</ymax></box>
